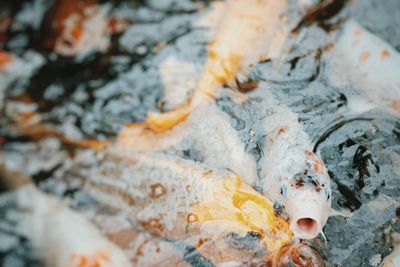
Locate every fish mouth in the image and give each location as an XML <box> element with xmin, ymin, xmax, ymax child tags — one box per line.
<box><xmin>285</xmin><ymin>188</ymin><xmax>326</xmax><ymax>239</ymax></box>
<box><xmin>293</xmin><ymin>217</ymin><xmax>319</xmax><ymax>240</ymax></box>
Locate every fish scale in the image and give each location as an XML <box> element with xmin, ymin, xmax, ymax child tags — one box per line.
<box><xmin>75</xmin><ymin>147</ymin><xmax>293</xmax><ymax>258</ymax></box>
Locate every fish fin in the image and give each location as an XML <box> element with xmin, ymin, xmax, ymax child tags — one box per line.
<box><xmin>145</xmin><ymin>104</ymin><xmax>192</xmax><ymax>133</ymax></box>
<box><xmin>319</xmin><ymin>230</ymin><xmax>327</xmax><ymax>243</ymax></box>
<box><xmin>330</xmin><ymin>208</ymin><xmax>352</xmax><ymax>218</ymax></box>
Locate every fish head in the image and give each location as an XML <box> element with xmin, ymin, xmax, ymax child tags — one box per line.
<box><xmin>282</xmin><ymin>151</ymin><xmax>332</xmax><ymax>240</ymax></box>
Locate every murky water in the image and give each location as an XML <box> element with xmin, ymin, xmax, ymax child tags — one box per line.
<box><xmin>0</xmin><ymin>0</ymin><xmax>399</xmax><ymax>266</ymax></box>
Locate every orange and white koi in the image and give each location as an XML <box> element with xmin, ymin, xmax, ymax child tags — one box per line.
<box><xmin>76</xmin><ymin>148</ymin><xmax>292</xmax><ymax>262</ymax></box>
<box><xmin>42</xmin><ymin>0</ymin><xmax>128</xmax><ymax>57</ymax></box>
<box><xmin>0</xmin><ymin>164</ymin><xmax>130</xmax><ymax>267</ymax></box>
<box><xmin>326</xmin><ymin>20</ymin><xmax>400</xmax><ymax>116</ymax></box>
<box><xmin>144</xmin><ymin>0</ymin><xmax>290</xmax><ymax>132</ymax></box>
<box><xmin>259</xmin><ymin>104</ymin><xmax>332</xmax><ymax>240</ymax></box>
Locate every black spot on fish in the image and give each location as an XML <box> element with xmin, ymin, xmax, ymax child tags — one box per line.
<box><xmin>273</xmin><ymin>202</ymin><xmax>289</xmax><ymax>221</ymax></box>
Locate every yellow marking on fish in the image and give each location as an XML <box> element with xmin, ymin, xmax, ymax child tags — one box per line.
<box><xmin>193</xmin><ymin>176</ymin><xmax>292</xmax><ymax>251</ymax></box>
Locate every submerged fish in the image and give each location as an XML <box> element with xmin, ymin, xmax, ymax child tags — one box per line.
<box><xmin>41</xmin><ymin>0</ymin><xmax>127</xmax><ymax>57</ymax></box>
<box><xmin>0</xmin><ymin>164</ymin><xmax>131</xmax><ymax>267</ymax></box>
<box><xmin>259</xmin><ymin>103</ymin><xmax>332</xmax><ymax>240</ymax></box>
<box><xmin>326</xmin><ymin>20</ymin><xmax>400</xmax><ymax>116</ymax></box>
<box><xmin>144</xmin><ymin>0</ymin><xmax>289</xmax><ymax>132</ymax></box>
<box><xmin>72</xmin><ymin>148</ymin><xmax>293</xmax><ymax>265</ymax></box>
<box><xmin>117</xmin><ymin>101</ymin><xmax>258</xmax><ymax>186</ymax></box>
<box><xmin>118</xmin><ymin>86</ymin><xmax>332</xmax><ymax>240</ymax></box>
<box><xmin>120</xmin><ymin>0</ymin><xmax>333</xmax><ymax>240</ymax></box>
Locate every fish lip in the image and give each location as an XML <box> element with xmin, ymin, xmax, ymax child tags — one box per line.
<box><xmin>291</xmin><ymin>217</ymin><xmax>321</xmax><ymax>240</ymax></box>
<box><xmin>285</xmin><ymin>188</ymin><xmax>328</xmax><ymax>239</ymax></box>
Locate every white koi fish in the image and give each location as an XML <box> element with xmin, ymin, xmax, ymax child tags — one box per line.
<box><xmin>73</xmin><ymin>148</ymin><xmax>293</xmax><ymax>264</ymax></box>
<box><xmin>145</xmin><ymin>0</ymin><xmax>289</xmax><ymax>132</ymax></box>
<box><xmin>259</xmin><ymin>104</ymin><xmax>332</xmax><ymax>240</ymax></box>
<box><xmin>326</xmin><ymin>20</ymin><xmax>400</xmax><ymax>116</ymax></box>
<box><xmin>117</xmin><ymin>101</ymin><xmax>258</xmax><ymax>186</ymax></box>
<box><xmin>0</xmin><ymin>163</ymin><xmax>131</xmax><ymax>267</ymax></box>
<box><xmin>119</xmin><ymin>84</ymin><xmax>333</xmax><ymax>240</ymax></box>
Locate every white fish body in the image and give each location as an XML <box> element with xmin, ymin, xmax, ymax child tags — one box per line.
<box><xmin>92</xmin><ymin>214</ymin><xmax>191</xmax><ymax>267</ymax></box>
<box><xmin>76</xmin><ymin>148</ymin><xmax>292</xmax><ymax>263</ymax></box>
<box><xmin>120</xmin><ymin>89</ymin><xmax>332</xmax><ymax>240</ymax></box>
<box><xmin>195</xmin><ymin>0</ymin><xmax>289</xmax><ymax>93</ymax></box>
<box><xmin>145</xmin><ymin>0</ymin><xmax>290</xmax><ymax>132</ymax></box>
<box><xmin>55</xmin><ymin>4</ymin><xmax>111</xmax><ymax>57</ymax></box>
<box><xmin>260</xmin><ymin>104</ymin><xmax>332</xmax><ymax>240</ymax></box>
<box><xmin>15</xmin><ymin>185</ymin><xmax>131</xmax><ymax>267</ymax></box>
<box><xmin>118</xmin><ymin>101</ymin><xmax>258</xmax><ymax>186</ymax></box>
<box><xmin>326</xmin><ymin>20</ymin><xmax>400</xmax><ymax>115</ymax></box>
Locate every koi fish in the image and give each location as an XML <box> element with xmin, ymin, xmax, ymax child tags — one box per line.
<box><xmin>117</xmin><ymin>101</ymin><xmax>258</xmax><ymax>186</ymax></box>
<box><xmin>0</xmin><ymin>49</ymin><xmax>13</xmax><ymax>68</ymax></box>
<box><xmin>41</xmin><ymin>0</ymin><xmax>127</xmax><ymax>57</ymax></box>
<box><xmin>73</xmin><ymin>148</ymin><xmax>293</xmax><ymax>264</ymax></box>
<box><xmin>144</xmin><ymin>0</ymin><xmax>290</xmax><ymax>132</ymax></box>
<box><xmin>0</xmin><ymin>163</ymin><xmax>131</xmax><ymax>267</ymax></box>
<box><xmin>118</xmin><ymin>85</ymin><xmax>332</xmax><ymax>240</ymax></box>
<box><xmin>326</xmin><ymin>20</ymin><xmax>400</xmax><ymax>116</ymax></box>
<box><xmin>259</xmin><ymin>104</ymin><xmax>332</xmax><ymax>240</ymax></box>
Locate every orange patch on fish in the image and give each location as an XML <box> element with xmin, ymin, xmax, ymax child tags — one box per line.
<box><xmin>66</xmin><ymin>251</ymin><xmax>110</xmax><ymax>267</ymax></box>
<box><xmin>0</xmin><ymin>50</ymin><xmax>12</xmax><ymax>68</ymax></box>
<box><xmin>306</xmin><ymin>150</ymin><xmax>326</xmax><ymax>175</ymax></box>
<box><xmin>71</xmin><ymin>23</ymin><xmax>84</xmax><ymax>40</ymax></box>
<box><xmin>149</xmin><ymin>183</ymin><xmax>167</xmax><ymax>199</ymax></box>
<box><xmin>107</xmin><ymin>17</ymin><xmax>129</xmax><ymax>33</ymax></box>
<box><xmin>139</xmin><ymin>217</ymin><xmax>165</xmax><ymax>237</ymax></box>
<box><xmin>353</xmin><ymin>27</ymin><xmax>363</xmax><ymax>36</ymax></box>
<box><xmin>277</xmin><ymin>126</ymin><xmax>288</xmax><ymax>137</ymax></box>
<box><xmin>15</xmin><ymin>123</ymin><xmax>109</xmax><ymax>150</ymax></box>
<box><xmin>145</xmin><ymin>104</ymin><xmax>192</xmax><ymax>133</ymax></box>
<box><xmin>391</xmin><ymin>99</ymin><xmax>400</xmax><ymax>111</ymax></box>
<box><xmin>381</xmin><ymin>49</ymin><xmax>390</xmax><ymax>59</ymax></box>
<box><xmin>313</xmin><ymin>158</ymin><xmax>325</xmax><ymax>175</ymax></box>
<box><xmin>359</xmin><ymin>51</ymin><xmax>371</xmax><ymax>63</ymax></box>
<box><xmin>41</xmin><ymin>0</ymin><xmax>96</xmax><ymax>50</ymax></box>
